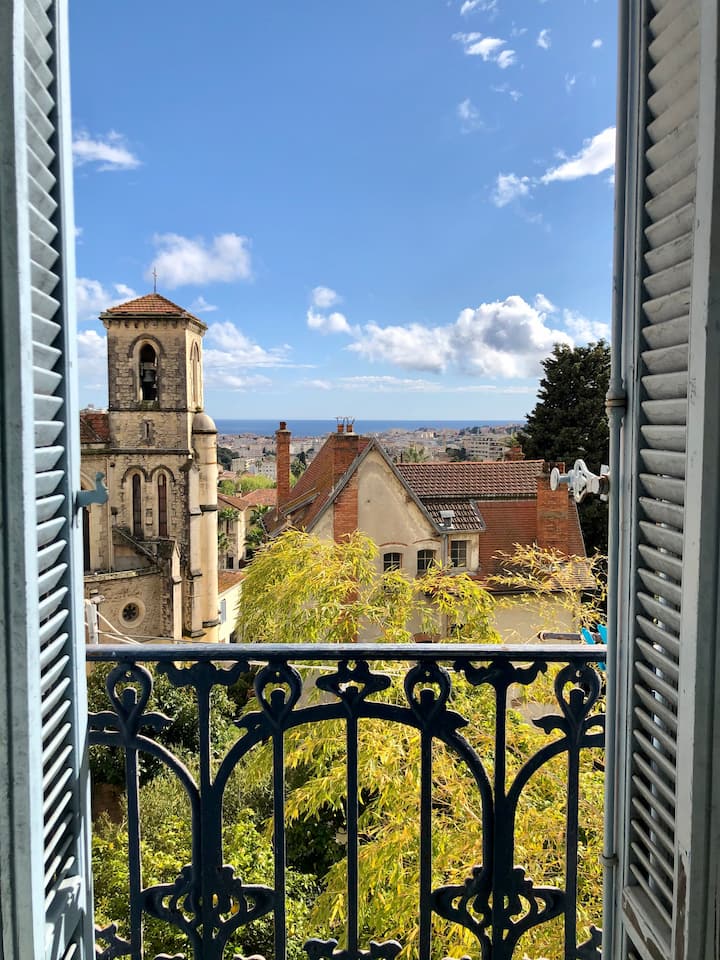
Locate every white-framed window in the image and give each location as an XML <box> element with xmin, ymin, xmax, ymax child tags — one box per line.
<box><xmin>450</xmin><ymin>540</ymin><xmax>468</xmax><ymax>568</ymax></box>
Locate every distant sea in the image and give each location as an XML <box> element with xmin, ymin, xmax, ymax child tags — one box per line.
<box><xmin>215</xmin><ymin>419</ymin><xmax>524</xmax><ymax>438</ymax></box>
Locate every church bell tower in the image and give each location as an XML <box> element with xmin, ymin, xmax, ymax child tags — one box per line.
<box><xmin>95</xmin><ymin>293</ymin><xmax>219</xmax><ymax>640</ymax></box>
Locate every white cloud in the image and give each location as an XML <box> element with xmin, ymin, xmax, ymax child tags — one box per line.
<box><xmin>206</xmin><ymin>372</ymin><xmax>272</xmax><ymax>392</ymax></box>
<box><xmin>149</xmin><ymin>233</ymin><xmax>252</xmax><ymax>288</ymax></box>
<box><xmin>592</xmin><ymin>38</ymin><xmax>603</xmax><ymax>48</ymax></box>
<box><xmin>76</xmin><ymin>278</ymin><xmax>137</xmax><ymax>319</ymax></box>
<box><xmin>311</xmin><ymin>286</ymin><xmax>341</xmax><ymax>308</ymax></box>
<box><xmin>564</xmin><ymin>73</ymin><xmax>577</xmax><ymax>94</ymax></box>
<box><xmin>189</xmin><ymin>296</ymin><xmax>218</xmax><ymax>313</ymax></box>
<box><xmin>307</xmin><ymin>308</ymin><xmax>353</xmax><ymax>335</ymax></box>
<box><xmin>337</xmin><ymin>376</ymin><xmax>532</xmax><ymax>394</ymax></box>
<box><xmin>460</xmin><ymin>0</ymin><xmax>498</xmax><ymax>15</ymax></box>
<box><xmin>496</xmin><ymin>49</ymin><xmax>517</xmax><ymax>69</ymax></box>
<box><xmin>72</xmin><ymin>131</ymin><xmax>140</xmax><ymax>171</ymax></box>
<box><xmin>301</xmin><ymin>379</ymin><xmax>333</xmax><ymax>390</ymax></box>
<box><xmin>542</xmin><ymin>126</ymin><xmax>616</xmax><ymax>183</ymax></box>
<box><xmin>491</xmin><ymin>173</ymin><xmax>531</xmax><ymax>207</ymax></box>
<box><xmin>77</xmin><ymin>329</ymin><xmax>108</xmax><ymax>390</ymax></box>
<box><xmin>204</xmin><ymin>321</ymin><xmax>292</xmax><ymax>368</ymax></box>
<box><xmin>563</xmin><ymin>309</ymin><xmax>610</xmax><ymax>342</ymax></box>
<box><xmin>457</xmin><ymin>98</ymin><xmax>484</xmax><ymax>133</ymax></box>
<box><xmin>534</xmin><ymin>293</ymin><xmax>556</xmax><ymax>313</ymax></box>
<box><xmin>453</xmin><ymin>32</ymin><xmax>515</xmax><ymax>67</ymax></box>
<box><xmin>492</xmin><ymin>83</ymin><xmax>522</xmax><ymax>101</ymax></box>
<box><xmin>537</xmin><ymin>28</ymin><xmax>551</xmax><ymax>49</ymax></box>
<box><xmin>347</xmin><ymin>295</ymin><xmax>573</xmax><ymax>379</ymax></box>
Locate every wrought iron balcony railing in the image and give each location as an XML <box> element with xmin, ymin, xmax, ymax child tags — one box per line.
<box><xmin>86</xmin><ymin>642</ymin><xmax>606</xmax><ymax>960</ymax></box>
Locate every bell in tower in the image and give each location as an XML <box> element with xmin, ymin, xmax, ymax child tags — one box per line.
<box><xmin>139</xmin><ymin>343</ymin><xmax>158</xmax><ymax>401</ymax></box>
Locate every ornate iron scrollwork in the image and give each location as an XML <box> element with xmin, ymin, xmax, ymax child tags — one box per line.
<box><xmin>88</xmin><ymin>644</ymin><xmax>605</xmax><ymax>960</ymax></box>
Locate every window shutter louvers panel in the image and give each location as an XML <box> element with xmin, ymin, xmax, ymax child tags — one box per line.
<box><xmin>0</xmin><ymin>2</ymin><xmax>92</xmax><ymax>958</ymax></box>
<box><xmin>614</xmin><ymin>0</ymin><xmax>720</xmax><ymax>957</ymax></box>
<box><xmin>614</xmin><ymin>0</ymin><xmax>698</xmax><ymax>956</ymax></box>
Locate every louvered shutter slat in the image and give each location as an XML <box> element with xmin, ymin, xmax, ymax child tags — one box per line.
<box><xmin>615</xmin><ymin>1</ymin><xmax>699</xmax><ymax>954</ymax></box>
<box><xmin>0</xmin><ymin>1</ymin><xmax>93</xmax><ymax>955</ymax></box>
<box><xmin>631</xmin><ymin>798</ymin><xmax>676</xmax><ymax>855</ymax></box>
<box><xmin>634</xmin><ymin>707</ymin><xmax>678</xmax><ymax>756</ymax></box>
<box><xmin>640</xmin><ymin>424</ymin><xmax>686</xmax><ymax>451</ymax></box>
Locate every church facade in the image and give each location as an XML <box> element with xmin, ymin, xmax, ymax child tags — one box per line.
<box><xmin>80</xmin><ymin>293</ymin><xmax>220</xmax><ymax>642</ymax></box>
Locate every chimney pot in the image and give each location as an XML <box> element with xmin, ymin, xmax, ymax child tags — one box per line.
<box><xmin>337</xmin><ymin>423</ymin><xmax>344</xmax><ymax>434</ymax></box>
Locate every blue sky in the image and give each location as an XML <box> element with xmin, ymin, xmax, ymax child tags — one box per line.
<box><xmin>70</xmin><ymin>0</ymin><xmax>616</xmax><ymax>421</ymax></box>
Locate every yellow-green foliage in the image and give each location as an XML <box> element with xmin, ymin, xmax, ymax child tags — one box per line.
<box><xmin>235</xmin><ymin>533</ymin><xmax>605</xmax><ymax>959</ymax></box>
<box><xmin>253</xmin><ymin>669</ymin><xmax>604</xmax><ymax>960</ymax></box>
<box><xmin>489</xmin><ymin>544</ymin><xmax>607</xmax><ymax>634</ymax></box>
<box><xmin>92</xmin><ymin>773</ymin><xmax>317</xmax><ymax>960</ymax></box>
<box><xmin>237</xmin><ymin>530</ymin><xmax>498</xmax><ymax>644</ymax></box>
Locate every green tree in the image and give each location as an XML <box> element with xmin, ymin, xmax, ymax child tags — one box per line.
<box><xmin>236</xmin><ymin>532</ymin><xmax>605</xmax><ymax>959</ymax></box>
<box><xmin>399</xmin><ymin>445</ymin><xmax>429</xmax><ymax>463</ymax></box>
<box><xmin>518</xmin><ymin>341</ymin><xmax>610</xmax><ymax>554</ymax></box>
<box><xmin>93</xmin><ymin>773</ymin><xmax>317</xmax><ymax>960</ymax></box>
<box><xmin>217</xmin><ymin>445</ymin><xmax>235</xmax><ymax>470</ymax></box>
<box><xmin>238</xmin><ymin>473</ymin><xmax>276</xmax><ymax>495</ymax></box>
<box><xmin>237</xmin><ymin>530</ymin><xmax>497</xmax><ymax>645</ymax></box>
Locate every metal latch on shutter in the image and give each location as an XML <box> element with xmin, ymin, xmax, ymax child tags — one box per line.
<box><xmin>550</xmin><ymin>459</ymin><xmax>609</xmax><ymax>503</ymax></box>
<box><xmin>76</xmin><ymin>471</ymin><xmax>109</xmax><ymax>510</ymax></box>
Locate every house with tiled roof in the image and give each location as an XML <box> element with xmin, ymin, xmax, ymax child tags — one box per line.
<box><xmin>272</xmin><ymin>421</ymin><xmax>593</xmax><ymax>639</ymax></box>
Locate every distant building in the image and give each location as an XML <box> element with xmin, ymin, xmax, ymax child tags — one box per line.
<box><xmin>80</xmin><ymin>293</ymin><xmax>221</xmax><ymax>642</ymax></box>
<box><xmin>463</xmin><ymin>434</ymin><xmax>506</xmax><ymax>461</ymax></box>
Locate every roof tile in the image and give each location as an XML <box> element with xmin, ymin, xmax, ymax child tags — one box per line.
<box><xmin>79</xmin><ymin>410</ymin><xmax>109</xmax><ymax>443</ymax></box>
<box><xmin>102</xmin><ymin>292</ymin><xmax>203</xmax><ymax>323</ymax></box>
<box><xmin>396</xmin><ymin>460</ymin><xmax>547</xmax><ymax>498</ymax></box>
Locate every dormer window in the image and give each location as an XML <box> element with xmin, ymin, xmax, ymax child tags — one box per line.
<box><xmin>139</xmin><ymin>344</ymin><xmax>158</xmax><ymax>401</ymax></box>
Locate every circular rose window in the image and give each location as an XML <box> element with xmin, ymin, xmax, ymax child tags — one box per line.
<box><xmin>122</xmin><ymin>602</ymin><xmax>140</xmax><ymax>623</ymax></box>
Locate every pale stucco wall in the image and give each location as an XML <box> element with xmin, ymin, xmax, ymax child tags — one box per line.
<box><xmin>491</xmin><ymin>595</ymin><xmax>578</xmax><ymax>643</ymax></box>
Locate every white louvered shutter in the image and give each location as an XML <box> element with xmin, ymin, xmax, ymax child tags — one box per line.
<box><xmin>612</xmin><ymin>0</ymin><xmax>720</xmax><ymax>958</ymax></box>
<box><xmin>0</xmin><ymin>2</ymin><xmax>93</xmax><ymax>959</ymax></box>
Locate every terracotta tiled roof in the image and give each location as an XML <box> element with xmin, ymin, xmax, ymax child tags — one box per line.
<box><xmin>218</xmin><ymin>570</ymin><xmax>245</xmax><ymax>594</ymax></box>
<box><xmin>218</xmin><ymin>493</ymin><xmax>246</xmax><ymax>511</ymax></box>
<box><xmin>79</xmin><ymin>410</ymin><xmax>109</xmax><ymax>443</ymax></box>
<box><xmin>277</xmin><ymin>432</ymin><xmax>370</xmax><ymax>530</ymax></box>
<box><xmin>102</xmin><ymin>292</ymin><xmax>203</xmax><ymax>323</ymax></box>
<box><xmin>240</xmin><ymin>488</ymin><xmax>277</xmax><ymax>508</ymax></box>
<box><xmin>423</xmin><ymin>498</ymin><xmax>486</xmax><ymax>531</ymax></box>
<box><xmin>396</xmin><ymin>460</ymin><xmax>546</xmax><ymax>498</ymax></box>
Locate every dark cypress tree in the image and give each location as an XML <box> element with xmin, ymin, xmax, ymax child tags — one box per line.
<box><xmin>518</xmin><ymin>341</ymin><xmax>610</xmax><ymax>554</ymax></box>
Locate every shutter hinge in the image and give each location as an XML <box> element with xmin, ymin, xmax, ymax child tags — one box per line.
<box><xmin>550</xmin><ymin>459</ymin><xmax>610</xmax><ymax>503</ymax></box>
<box><xmin>76</xmin><ymin>471</ymin><xmax>109</xmax><ymax>510</ymax></box>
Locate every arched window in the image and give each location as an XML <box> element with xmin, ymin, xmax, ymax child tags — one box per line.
<box><xmin>157</xmin><ymin>473</ymin><xmax>168</xmax><ymax>537</ymax></box>
<box><xmin>416</xmin><ymin>549</ymin><xmax>437</xmax><ymax>575</ymax></box>
<box><xmin>132</xmin><ymin>473</ymin><xmax>142</xmax><ymax>537</ymax></box>
<box><xmin>190</xmin><ymin>341</ymin><xmax>202</xmax><ymax>408</ymax></box>
<box><xmin>139</xmin><ymin>343</ymin><xmax>158</xmax><ymax>401</ymax></box>
<box><xmin>383</xmin><ymin>552</ymin><xmax>402</xmax><ymax>572</ymax></box>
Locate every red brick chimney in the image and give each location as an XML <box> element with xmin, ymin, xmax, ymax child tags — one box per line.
<box><xmin>504</xmin><ymin>443</ymin><xmax>524</xmax><ymax>461</ymax></box>
<box><xmin>332</xmin><ymin>422</ymin><xmax>360</xmax><ymax>541</ymax></box>
<box><xmin>276</xmin><ymin>421</ymin><xmax>291</xmax><ymax>508</ymax></box>
<box><xmin>332</xmin><ymin>423</ymin><xmax>360</xmax><ymax>485</ymax></box>
<box><xmin>536</xmin><ymin>462</ymin><xmax>571</xmax><ymax>552</ymax></box>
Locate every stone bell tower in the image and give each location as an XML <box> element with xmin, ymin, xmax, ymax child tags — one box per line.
<box><xmin>84</xmin><ymin>293</ymin><xmax>219</xmax><ymax>640</ymax></box>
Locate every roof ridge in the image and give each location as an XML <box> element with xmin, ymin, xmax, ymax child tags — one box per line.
<box><xmin>103</xmin><ymin>292</ymin><xmax>202</xmax><ymax>323</ymax></box>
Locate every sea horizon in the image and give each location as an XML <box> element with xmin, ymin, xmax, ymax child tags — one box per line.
<box><xmin>215</xmin><ymin>418</ymin><xmax>525</xmax><ymax>438</ymax></box>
